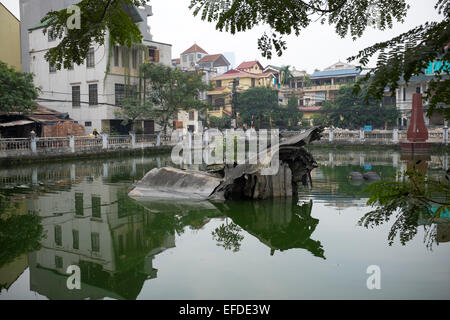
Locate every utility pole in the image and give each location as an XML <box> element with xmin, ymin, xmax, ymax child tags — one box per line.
<box><xmin>231</xmin><ymin>77</ymin><xmax>240</xmax><ymax>128</ymax></box>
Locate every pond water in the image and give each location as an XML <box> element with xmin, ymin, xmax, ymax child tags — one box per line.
<box><xmin>0</xmin><ymin>149</ymin><xmax>449</xmax><ymax>300</ymax></box>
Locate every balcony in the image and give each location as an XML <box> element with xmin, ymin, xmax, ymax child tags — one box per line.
<box><xmin>303</xmin><ymin>84</ymin><xmax>343</xmax><ymax>92</ymax></box>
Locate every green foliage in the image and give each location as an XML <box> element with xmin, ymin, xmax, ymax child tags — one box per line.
<box><xmin>280</xmin><ymin>65</ymin><xmax>293</xmax><ymax>86</ymax></box>
<box><xmin>0</xmin><ymin>211</ymin><xmax>44</xmax><ymax>268</ymax></box>
<box><xmin>208</xmin><ymin>115</ymin><xmax>231</xmax><ymax>130</ymax></box>
<box><xmin>236</xmin><ymin>87</ymin><xmax>303</xmax><ymax>129</ymax></box>
<box><xmin>360</xmin><ymin>166</ymin><xmax>450</xmax><ymax>249</ymax></box>
<box><xmin>236</xmin><ymin>86</ymin><xmax>279</xmax><ymax>128</ymax></box>
<box><xmin>320</xmin><ymin>86</ymin><xmax>399</xmax><ymax>129</ymax></box>
<box><xmin>114</xmin><ymin>97</ymin><xmax>153</xmax><ymax>126</ymax></box>
<box><xmin>42</xmin><ymin>0</ymin><xmax>148</xmax><ymax>69</ymax></box>
<box><xmin>211</xmin><ymin>222</ymin><xmax>244</xmax><ymax>252</ymax></box>
<box><xmin>0</xmin><ymin>61</ymin><xmax>39</xmax><ymax>114</ymax></box>
<box><xmin>350</xmin><ymin>0</ymin><xmax>450</xmax><ymax>119</ymax></box>
<box><xmin>140</xmin><ymin>63</ymin><xmax>210</xmax><ymax>133</ymax></box>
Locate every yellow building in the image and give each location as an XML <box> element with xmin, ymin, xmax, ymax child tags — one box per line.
<box><xmin>0</xmin><ymin>3</ymin><xmax>21</xmax><ymax>70</ymax></box>
<box><xmin>207</xmin><ymin>61</ymin><xmax>275</xmax><ymax>118</ymax></box>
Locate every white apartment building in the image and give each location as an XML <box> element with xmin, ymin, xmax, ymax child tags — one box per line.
<box><xmin>396</xmin><ymin>70</ymin><xmax>449</xmax><ymax>128</ymax></box>
<box><xmin>28</xmin><ymin>4</ymin><xmax>172</xmax><ymax>135</ymax></box>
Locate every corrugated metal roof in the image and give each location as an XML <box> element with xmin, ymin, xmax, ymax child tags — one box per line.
<box><xmin>311</xmin><ymin>68</ymin><xmax>361</xmax><ymax>79</ymax></box>
<box><xmin>0</xmin><ymin>120</ymin><xmax>34</xmax><ymax>128</ymax></box>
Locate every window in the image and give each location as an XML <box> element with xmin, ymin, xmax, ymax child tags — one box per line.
<box><xmin>72</xmin><ymin>230</ymin><xmax>79</xmax><ymax>249</ymax></box>
<box><xmin>122</xmin><ymin>47</ymin><xmax>129</xmax><ymax>68</ymax></box>
<box><xmin>132</xmin><ymin>48</ymin><xmax>138</xmax><ymax>69</ymax></box>
<box><xmin>49</xmin><ymin>63</ymin><xmax>56</xmax><ymax>73</ymax></box>
<box><xmin>55</xmin><ymin>256</ymin><xmax>63</xmax><ymax>269</ymax></box>
<box><xmin>75</xmin><ymin>193</ymin><xmax>84</xmax><ymax>216</ymax></box>
<box><xmin>189</xmin><ymin>54</ymin><xmax>194</xmax><ymax>62</ymax></box>
<box><xmin>85</xmin><ymin>122</ymin><xmax>92</xmax><ymax>127</ymax></box>
<box><xmin>403</xmin><ymin>87</ymin><xmax>406</xmax><ymax>101</ymax></box>
<box><xmin>89</xmin><ymin>84</ymin><xmax>98</xmax><ymax>105</ymax></box>
<box><xmin>216</xmin><ymin>80</ymin><xmax>222</xmax><ymax>88</ymax></box>
<box><xmin>55</xmin><ymin>225</ymin><xmax>62</xmax><ymax>246</ymax></box>
<box><xmin>114</xmin><ymin>46</ymin><xmax>120</xmax><ymax>66</ymax></box>
<box><xmin>115</xmin><ymin>84</ymin><xmax>125</xmax><ymax>106</ymax></box>
<box><xmin>91</xmin><ymin>233</ymin><xmax>100</xmax><ymax>252</ymax></box>
<box><xmin>92</xmin><ymin>195</ymin><xmax>101</xmax><ymax>218</ymax></box>
<box><xmin>182</xmin><ymin>55</ymin><xmax>187</xmax><ymax>62</ymax></box>
<box><xmin>251</xmin><ymin>78</ymin><xmax>256</xmax><ymax>87</ymax></box>
<box><xmin>189</xmin><ymin>111</ymin><xmax>195</xmax><ymax>121</ymax></box>
<box><xmin>197</xmin><ymin>54</ymin><xmax>202</xmax><ymax>59</ymax></box>
<box><xmin>72</xmin><ymin>86</ymin><xmax>80</xmax><ymax>107</ymax></box>
<box><xmin>148</xmin><ymin>48</ymin><xmax>159</xmax><ymax>62</ymax></box>
<box><xmin>86</xmin><ymin>47</ymin><xmax>95</xmax><ymax>68</ymax></box>
<box><xmin>48</xmin><ymin>30</ymin><xmax>56</xmax><ymax>41</ymax></box>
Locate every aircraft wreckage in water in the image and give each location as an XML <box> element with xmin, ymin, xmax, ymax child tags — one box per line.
<box><xmin>129</xmin><ymin>126</ymin><xmax>324</xmax><ymax>201</ymax></box>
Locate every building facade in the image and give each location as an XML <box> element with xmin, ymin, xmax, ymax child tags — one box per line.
<box><xmin>0</xmin><ymin>3</ymin><xmax>21</xmax><ymax>71</ymax></box>
<box><xmin>27</xmin><ymin>4</ymin><xmax>172</xmax><ymax>135</ymax></box>
<box><xmin>207</xmin><ymin>61</ymin><xmax>275</xmax><ymax>118</ymax></box>
<box><xmin>304</xmin><ymin>62</ymin><xmax>361</xmax><ymax>107</ymax></box>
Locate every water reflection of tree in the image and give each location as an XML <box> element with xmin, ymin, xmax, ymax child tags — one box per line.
<box><xmin>360</xmin><ymin>166</ymin><xmax>450</xmax><ymax>250</ymax></box>
<box><xmin>0</xmin><ymin>194</ymin><xmax>44</xmax><ymax>270</ymax></box>
<box><xmin>212</xmin><ymin>221</ymin><xmax>244</xmax><ymax>252</ymax></box>
<box><xmin>212</xmin><ymin>199</ymin><xmax>325</xmax><ymax>258</ymax></box>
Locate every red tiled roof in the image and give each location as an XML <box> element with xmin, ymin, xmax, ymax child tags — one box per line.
<box><xmin>172</xmin><ymin>58</ymin><xmax>180</xmax><ymax>64</ymax></box>
<box><xmin>237</xmin><ymin>61</ymin><xmax>263</xmax><ymax>70</ymax></box>
<box><xmin>199</xmin><ymin>54</ymin><xmax>223</xmax><ymax>63</ymax></box>
<box><xmin>299</xmin><ymin>106</ymin><xmax>322</xmax><ymax>112</ymax></box>
<box><xmin>181</xmin><ymin>44</ymin><xmax>208</xmax><ymax>55</ymax></box>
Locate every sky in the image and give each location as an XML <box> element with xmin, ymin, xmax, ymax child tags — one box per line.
<box><xmin>1</xmin><ymin>0</ymin><xmax>445</xmax><ymax>73</ymax></box>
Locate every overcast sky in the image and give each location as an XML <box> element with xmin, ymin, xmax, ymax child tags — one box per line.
<box><xmin>1</xmin><ymin>0</ymin><xmax>444</xmax><ymax>73</ymax></box>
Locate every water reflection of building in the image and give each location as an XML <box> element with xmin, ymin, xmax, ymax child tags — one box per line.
<box><xmin>0</xmin><ymin>157</ymin><xmax>174</xmax><ymax>300</ymax></box>
<box><xmin>26</xmin><ymin>181</ymin><xmax>175</xmax><ymax>300</ymax></box>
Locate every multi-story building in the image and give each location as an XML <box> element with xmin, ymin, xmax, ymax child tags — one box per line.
<box><xmin>207</xmin><ymin>61</ymin><xmax>275</xmax><ymax>118</ymax></box>
<box><xmin>277</xmin><ymin>68</ymin><xmax>308</xmax><ymax>106</ymax></box>
<box><xmin>172</xmin><ymin>44</ymin><xmax>231</xmax><ymax>131</ymax></box>
<box><xmin>303</xmin><ymin>62</ymin><xmax>361</xmax><ymax>107</ymax></box>
<box><xmin>396</xmin><ymin>60</ymin><xmax>449</xmax><ymax>128</ymax></box>
<box><xmin>0</xmin><ymin>3</ymin><xmax>21</xmax><ymax>71</ymax></box>
<box><xmin>26</xmin><ymin>3</ymin><xmax>172</xmax><ymax>135</ymax></box>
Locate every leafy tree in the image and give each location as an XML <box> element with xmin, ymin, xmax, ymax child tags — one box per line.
<box><xmin>320</xmin><ymin>86</ymin><xmax>399</xmax><ymax>129</ymax></box>
<box><xmin>237</xmin><ymin>87</ymin><xmax>304</xmax><ymax>129</ymax></box>
<box><xmin>359</xmin><ymin>166</ymin><xmax>450</xmax><ymax>250</ymax></box>
<box><xmin>189</xmin><ymin>0</ymin><xmax>449</xmax><ymax>118</ymax></box>
<box><xmin>236</xmin><ymin>86</ymin><xmax>279</xmax><ymax>128</ymax></box>
<box><xmin>280</xmin><ymin>65</ymin><xmax>293</xmax><ymax>86</ymax></box>
<box><xmin>140</xmin><ymin>63</ymin><xmax>210</xmax><ymax>134</ymax></box>
<box><xmin>114</xmin><ymin>97</ymin><xmax>154</xmax><ymax>128</ymax></box>
<box><xmin>208</xmin><ymin>115</ymin><xmax>231</xmax><ymax>130</ymax></box>
<box><xmin>211</xmin><ymin>222</ymin><xmax>244</xmax><ymax>253</ymax></box>
<box><xmin>0</xmin><ymin>61</ymin><xmax>39</xmax><ymax>114</ymax></box>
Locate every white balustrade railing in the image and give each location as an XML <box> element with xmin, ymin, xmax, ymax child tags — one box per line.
<box><xmin>36</xmin><ymin>137</ymin><xmax>70</xmax><ymax>149</ymax></box>
<box><xmin>108</xmin><ymin>135</ymin><xmax>132</xmax><ymax>146</ymax></box>
<box><xmin>0</xmin><ymin>138</ymin><xmax>31</xmax><ymax>151</ymax></box>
